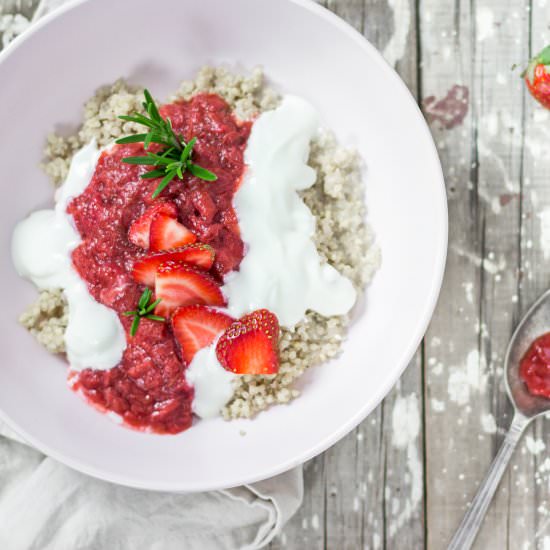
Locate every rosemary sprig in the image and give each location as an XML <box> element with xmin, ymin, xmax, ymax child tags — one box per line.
<box><xmin>116</xmin><ymin>89</ymin><xmax>217</xmax><ymax>199</ymax></box>
<box><xmin>122</xmin><ymin>288</ymin><xmax>165</xmax><ymax>337</ymax></box>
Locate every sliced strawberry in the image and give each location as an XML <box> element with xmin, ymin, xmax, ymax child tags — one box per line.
<box><xmin>154</xmin><ymin>260</ymin><xmax>225</xmax><ymax>317</ymax></box>
<box><xmin>172</xmin><ymin>305</ymin><xmax>234</xmax><ymax>364</ymax></box>
<box><xmin>175</xmin><ymin>243</ymin><xmax>216</xmax><ymax>271</ymax></box>
<box><xmin>132</xmin><ymin>244</ymin><xmax>215</xmax><ymax>286</ymax></box>
<box><xmin>216</xmin><ymin>309</ymin><xmax>280</xmax><ymax>375</ymax></box>
<box><xmin>149</xmin><ymin>214</ymin><xmax>197</xmax><ymax>252</ymax></box>
<box><xmin>128</xmin><ymin>202</ymin><xmax>178</xmax><ymax>249</ymax></box>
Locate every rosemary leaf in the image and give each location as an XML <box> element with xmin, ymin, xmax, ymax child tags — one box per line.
<box><xmin>187</xmin><ymin>163</ymin><xmax>218</xmax><ymax>181</ymax></box>
<box><xmin>122</xmin><ymin>156</ymin><xmax>158</xmax><ymax>166</ymax></box>
<box><xmin>124</xmin><ymin>289</ymin><xmax>165</xmax><ymax>338</ymax></box>
<box><xmin>130</xmin><ymin>316</ymin><xmax>141</xmax><ymax>337</ymax></box>
<box><xmin>141</xmin><ymin>169</ymin><xmax>167</xmax><ymax>180</ymax></box>
<box><xmin>145</xmin><ymin>298</ymin><xmax>162</xmax><ymax>313</ymax></box>
<box><xmin>138</xmin><ymin>288</ymin><xmax>152</xmax><ymax>309</ymax></box>
<box><xmin>116</xmin><ymin>134</ymin><xmax>149</xmax><ymax>144</ymax></box>
<box><xmin>152</xmin><ymin>169</ymin><xmax>178</xmax><ymax>199</ymax></box>
<box><xmin>145</xmin><ymin>314</ymin><xmax>166</xmax><ymax>322</ymax></box>
<box><xmin>117</xmin><ymin>90</ymin><xmax>218</xmax><ymax>198</ymax></box>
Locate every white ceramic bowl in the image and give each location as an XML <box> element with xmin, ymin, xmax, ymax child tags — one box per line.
<box><xmin>0</xmin><ymin>0</ymin><xmax>446</xmax><ymax>491</ymax></box>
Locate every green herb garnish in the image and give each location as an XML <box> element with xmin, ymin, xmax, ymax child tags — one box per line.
<box><xmin>122</xmin><ymin>288</ymin><xmax>165</xmax><ymax>337</ymax></box>
<box><xmin>116</xmin><ymin>89</ymin><xmax>217</xmax><ymax>199</ymax></box>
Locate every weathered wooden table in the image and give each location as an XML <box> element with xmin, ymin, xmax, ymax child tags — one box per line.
<box><xmin>3</xmin><ymin>0</ymin><xmax>550</xmax><ymax>548</ymax></box>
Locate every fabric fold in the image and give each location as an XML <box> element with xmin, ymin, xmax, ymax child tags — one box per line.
<box><xmin>0</xmin><ymin>422</ymin><xmax>302</xmax><ymax>550</ymax></box>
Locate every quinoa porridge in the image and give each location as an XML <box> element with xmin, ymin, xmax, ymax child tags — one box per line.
<box><xmin>16</xmin><ymin>67</ymin><xmax>379</xmax><ymax>425</ymax></box>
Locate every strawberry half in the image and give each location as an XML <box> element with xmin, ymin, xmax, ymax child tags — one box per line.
<box><xmin>128</xmin><ymin>201</ymin><xmax>178</xmax><ymax>249</ymax></box>
<box><xmin>149</xmin><ymin>214</ymin><xmax>197</xmax><ymax>252</ymax></box>
<box><xmin>216</xmin><ymin>309</ymin><xmax>280</xmax><ymax>375</ymax></box>
<box><xmin>524</xmin><ymin>45</ymin><xmax>550</xmax><ymax>109</ymax></box>
<box><xmin>172</xmin><ymin>305</ymin><xmax>234</xmax><ymax>364</ymax></box>
<box><xmin>154</xmin><ymin>260</ymin><xmax>225</xmax><ymax>317</ymax></box>
<box><xmin>132</xmin><ymin>244</ymin><xmax>215</xmax><ymax>287</ymax></box>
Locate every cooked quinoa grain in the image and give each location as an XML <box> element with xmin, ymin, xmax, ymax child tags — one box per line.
<box><xmin>28</xmin><ymin>67</ymin><xmax>379</xmax><ymax>419</ymax></box>
<box><xmin>171</xmin><ymin>66</ymin><xmax>279</xmax><ymax>120</ymax></box>
<box><xmin>20</xmin><ymin>289</ymin><xmax>68</xmax><ymax>354</ymax></box>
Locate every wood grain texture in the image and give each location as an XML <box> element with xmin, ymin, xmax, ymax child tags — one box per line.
<box><xmin>5</xmin><ymin>0</ymin><xmax>550</xmax><ymax>548</ymax></box>
<box><xmin>420</xmin><ymin>0</ymin><xmax>548</xmax><ymax>548</ymax></box>
<box><xmin>520</xmin><ymin>2</ymin><xmax>550</xmax><ymax>548</ymax></box>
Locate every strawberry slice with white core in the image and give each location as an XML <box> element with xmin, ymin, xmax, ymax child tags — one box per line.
<box><xmin>128</xmin><ymin>201</ymin><xmax>178</xmax><ymax>249</ymax></box>
<box><xmin>154</xmin><ymin>260</ymin><xmax>225</xmax><ymax>317</ymax></box>
<box><xmin>173</xmin><ymin>243</ymin><xmax>216</xmax><ymax>270</ymax></box>
<box><xmin>132</xmin><ymin>244</ymin><xmax>215</xmax><ymax>287</ymax></box>
<box><xmin>149</xmin><ymin>214</ymin><xmax>197</xmax><ymax>252</ymax></box>
<box><xmin>172</xmin><ymin>305</ymin><xmax>234</xmax><ymax>364</ymax></box>
<box><xmin>216</xmin><ymin>309</ymin><xmax>280</xmax><ymax>375</ymax></box>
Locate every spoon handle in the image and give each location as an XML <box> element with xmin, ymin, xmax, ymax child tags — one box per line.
<box><xmin>447</xmin><ymin>412</ymin><xmax>530</xmax><ymax>550</ymax></box>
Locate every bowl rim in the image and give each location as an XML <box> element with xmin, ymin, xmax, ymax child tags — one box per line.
<box><xmin>0</xmin><ymin>0</ymin><xmax>448</xmax><ymax>491</ymax></box>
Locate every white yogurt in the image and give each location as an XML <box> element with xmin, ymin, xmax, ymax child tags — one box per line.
<box><xmin>222</xmin><ymin>95</ymin><xmax>357</xmax><ymax>328</ymax></box>
<box><xmin>185</xmin><ymin>338</ymin><xmax>236</xmax><ymax>419</ymax></box>
<box><xmin>12</xmin><ymin>141</ymin><xmax>126</xmax><ymax>371</ymax></box>
<box><xmin>187</xmin><ymin>96</ymin><xmax>358</xmax><ymax>418</ymax></box>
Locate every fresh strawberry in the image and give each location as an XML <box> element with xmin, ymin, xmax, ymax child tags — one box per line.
<box><xmin>128</xmin><ymin>202</ymin><xmax>178</xmax><ymax>249</ymax></box>
<box><xmin>172</xmin><ymin>305</ymin><xmax>234</xmax><ymax>364</ymax></box>
<box><xmin>132</xmin><ymin>244</ymin><xmax>215</xmax><ymax>286</ymax></box>
<box><xmin>149</xmin><ymin>214</ymin><xmax>197</xmax><ymax>251</ymax></box>
<box><xmin>154</xmin><ymin>260</ymin><xmax>225</xmax><ymax>317</ymax></box>
<box><xmin>174</xmin><ymin>243</ymin><xmax>216</xmax><ymax>271</ymax></box>
<box><xmin>216</xmin><ymin>309</ymin><xmax>279</xmax><ymax>375</ymax></box>
<box><xmin>524</xmin><ymin>45</ymin><xmax>550</xmax><ymax>109</ymax></box>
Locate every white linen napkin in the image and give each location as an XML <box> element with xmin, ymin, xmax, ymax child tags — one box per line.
<box><xmin>0</xmin><ymin>1</ymin><xmax>304</xmax><ymax>548</ymax></box>
<box><xmin>0</xmin><ymin>422</ymin><xmax>302</xmax><ymax>550</ymax></box>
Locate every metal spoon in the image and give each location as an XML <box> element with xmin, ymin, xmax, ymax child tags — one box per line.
<box><xmin>448</xmin><ymin>289</ymin><xmax>550</xmax><ymax>550</ymax></box>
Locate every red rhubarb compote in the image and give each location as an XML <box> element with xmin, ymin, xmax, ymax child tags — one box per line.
<box><xmin>519</xmin><ymin>332</ymin><xmax>550</xmax><ymax>399</ymax></box>
<box><xmin>67</xmin><ymin>94</ymin><xmax>251</xmax><ymax>433</ymax></box>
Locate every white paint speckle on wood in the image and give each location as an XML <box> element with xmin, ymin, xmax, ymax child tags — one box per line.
<box><xmin>390</xmin><ymin>394</ymin><xmax>422</xmax><ymax>536</ymax></box>
<box><xmin>383</xmin><ymin>0</ymin><xmax>411</xmax><ymax>66</ymax></box>
<box><xmin>525</xmin><ymin>435</ymin><xmax>546</xmax><ymax>456</ymax></box>
<box><xmin>476</xmin><ymin>7</ymin><xmax>495</xmax><ymax>42</ymax></box>
<box><xmin>480</xmin><ymin>413</ymin><xmax>497</xmax><ymax>434</ymax></box>
<box><xmin>431</xmin><ymin>398</ymin><xmax>445</xmax><ymax>412</ymax></box>
<box><xmin>447</xmin><ymin>350</ymin><xmax>487</xmax><ymax>405</ymax></box>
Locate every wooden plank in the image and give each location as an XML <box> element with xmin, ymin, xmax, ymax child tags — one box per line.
<box><xmin>421</xmin><ymin>0</ymin><xmax>536</xmax><ymax>548</ymax></box>
<box><xmin>468</xmin><ymin>1</ymin><xmax>534</xmax><ymax>548</ymax></box>
<box><xmin>378</xmin><ymin>356</ymin><xmax>425</xmax><ymax>550</ymax></box>
<box><xmin>420</xmin><ymin>0</ymin><xmax>488</xmax><ymax>547</ymax></box>
<box><xmin>517</xmin><ymin>3</ymin><xmax>550</xmax><ymax>548</ymax></box>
